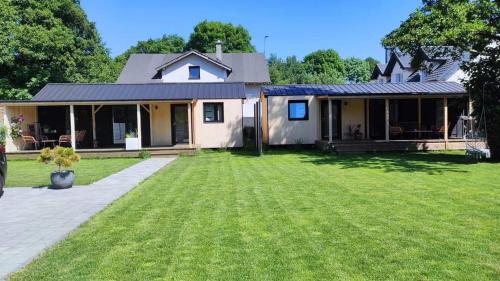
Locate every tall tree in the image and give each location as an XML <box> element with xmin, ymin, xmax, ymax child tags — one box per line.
<box><xmin>268</xmin><ymin>54</ymin><xmax>315</xmax><ymax>84</ymax></box>
<box><xmin>382</xmin><ymin>0</ymin><xmax>500</xmax><ymax>159</ymax></box>
<box><xmin>0</xmin><ymin>0</ymin><xmax>116</xmax><ymax>100</ymax></box>
<box><xmin>344</xmin><ymin>57</ymin><xmax>372</xmax><ymax>83</ymax></box>
<box><xmin>185</xmin><ymin>20</ymin><xmax>256</xmax><ymax>53</ymax></box>
<box><xmin>364</xmin><ymin>57</ymin><xmax>380</xmax><ymax>73</ymax></box>
<box><xmin>115</xmin><ymin>35</ymin><xmax>185</xmax><ymax>66</ymax></box>
<box><xmin>303</xmin><ymin>49</ymin><xmax>346</xmax><ymax>83</ymax></box>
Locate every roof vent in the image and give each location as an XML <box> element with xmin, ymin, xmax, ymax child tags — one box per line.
<box><xmin>215</xmin><ymin>40</ymin><xmax>223</xmax><ymax>60</ymax></box>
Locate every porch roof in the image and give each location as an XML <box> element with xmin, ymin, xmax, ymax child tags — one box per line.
<box><xmin>262</xmin><ymin>82</ymin><xmax>466</xmax><ymax>97</ymax></box>
<box><xmin>26</xmin><ymin>82</ymin><xmax>246</xmax><ymax>102</ymax></box>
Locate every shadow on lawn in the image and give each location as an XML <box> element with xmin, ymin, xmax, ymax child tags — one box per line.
<box><xmin>300</xmin><ymin>151</ymin><xmax>472</xmax><ymax>174</ymax></box>
<box><xmin>229</xmin><ymin>148</ymin><xmax>473</xmax><ymax>175</ymax></box>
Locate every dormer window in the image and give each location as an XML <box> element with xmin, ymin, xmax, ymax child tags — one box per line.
<box><xmin>189</xmin><ymin>66</ymin><xmax>200</xmax><ymax>80</ymax></box>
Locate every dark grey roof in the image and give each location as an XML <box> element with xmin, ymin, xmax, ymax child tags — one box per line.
<box><xmin>262</xmin><ymin>82</ymin><xmax>465</xmax><ymax>97</ymax></box>
<box><xmin>426</xmin><ymin>60</ymin><xmax>462</xmax><ymax>81</ymax></box>
<box><xmin>371</xmin><ymin>63</ymin><xmax>387</xmax><ymax>79</ymax></box>
<box><xmin>117</xmin><ymin>53</ymin><xmax>270</xmax><ymax>84</ymax></box>
<box><xmin>31</xmin><ymin>83</ymin><xmax>246</xmax><ymax>102</ymax></box>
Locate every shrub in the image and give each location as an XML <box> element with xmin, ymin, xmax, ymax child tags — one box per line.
<box><xmin>0</xmin><ymin>125</ymin><xmax>7</xmax><ymax>146</ymax></box>
<box><xmin>139</xmin><ymin>149</ymin><xmax>151</xmax><ymax>159</ymax></box>
<box><xmin>38</xmin><ymin>146</ymin><xmax>81</xmax><ymax>172</ymax></box>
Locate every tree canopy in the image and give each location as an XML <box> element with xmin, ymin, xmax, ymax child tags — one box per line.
<box><xmin>185</xmin><ymin>20</ymin><xmax>256</xmax><ymax>53</ymax></box>
<box><xmin>0</xmin><ymin>0</ymin><xmax>116</xmax><ymax>100</ymax></box>
<box><xmin>382</xmin><ymin>0</ymin><xmax>500</xmax><ymax>159</ymax></box>
<box><xmin>269</xmin><ymin>51</ymin><xmax>373</xmax><ymax>84</ymax></box>
<box><xmin>344</xmin><ymin>57</ymin><xmax>372</xmax><ymax>83</ymax></box>
<box><xmin>115</xmin><ymin>35</ymin><xmax>185</xmax><ymax>66</ymax></box>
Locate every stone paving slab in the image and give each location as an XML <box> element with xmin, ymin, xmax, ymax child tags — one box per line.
<box><xmin>0</xmin><ymin>157</ymin><xmax>176</xmax><ymax>280</ymax></box>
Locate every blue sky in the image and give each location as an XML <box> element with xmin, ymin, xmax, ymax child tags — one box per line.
<box><xmin>81</xmin><ymin>0</ymin><xmax>422</xmax><ymax>62</ymax></box>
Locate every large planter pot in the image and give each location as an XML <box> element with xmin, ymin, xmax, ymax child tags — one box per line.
<box><xmin>125</xmin><ymin>137</ymin><xmax>140</xmax><ymax>150</ymax></box>
<box><xmin>50</xmin><ymin>170</ymin><xmax>75</xmax><ymax>189</ymax></box>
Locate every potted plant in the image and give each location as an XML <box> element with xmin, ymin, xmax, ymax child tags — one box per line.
<box><xmin>38</xmin><ymin>146</ymin><xmax>80</xmax><ymax>189</ymax></box>
<box><xmin>10</xmin><ymin>114</ymin><xmax>24</xmax><ymax>139</ymax></box>
<box><xmin>125</xmin><ymin>130</ymin><xmax>140</xmax><ymax>150</ymax></box>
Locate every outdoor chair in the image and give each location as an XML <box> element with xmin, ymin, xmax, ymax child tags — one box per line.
<box><xmin>75</xmin><ymin>130</ymin><xmax>87</xmax><ymax>148</ymax></box>
<box><xmin>22</xmin><ymin>135</ymin><xmax>40</xmax><ymax>150</ymax></box>
<box><xmin>58</xmin><ymin>135</ymin><xmax>72</xmax><ymax>147</ymax></box>
<box><xmin>390</xmin><ymin>126</ymin><xmax>404</xmax><ymax>139</ymax></box>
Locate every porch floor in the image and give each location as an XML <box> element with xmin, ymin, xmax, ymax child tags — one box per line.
<box><xmin>317</xmin><ymin>139</ymin><xmax>472</xmax><ymax>153</ymax></box>
<box><xmin>7</xmin><ymin>145</ymin><xmax>197</xmax><ymax>159</ymax></box>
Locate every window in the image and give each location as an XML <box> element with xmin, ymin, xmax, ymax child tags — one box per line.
<box><xmin>189</xmin><ymin>66</ymin><xmax>200</xmax><ymax>80</ymax></box>
<box><xmin>393</xmin><ymin>73</ymin><xmax>403</xmax><ymax>83</ymax></box>
<box><xmin>203</xmin><ymin>103</ymin><xmax>224</xmax><ymax>123</ymax></box>
<box><xmin>288</xmin><ymin>100</ymin><xmax>309</xmax><ymax>121</ymax></box>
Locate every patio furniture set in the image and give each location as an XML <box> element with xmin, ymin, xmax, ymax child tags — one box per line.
<box><xmin>21</xmin><ymin>130</ymin><xmax>86</xmax><ymax>150</ymax></box>
<box><xmin>389</xmin><ymin>123</ymin><xmax>449</xmax><ymax>139</ymax></box>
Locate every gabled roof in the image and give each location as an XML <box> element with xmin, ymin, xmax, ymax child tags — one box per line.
<box><xmin>426</xmin><ymin>60</ymin><xmax>462</xmax><ymax>81</ymax></box>
<box><xmin>31</xmin><ymin>82</ymin><xmax>246</xmax><ymax>102</ymax></box>
<box><xmin>154</xmin><ymin>50</ymin><xmax>232</xmax><ymax>72</ymax></box>
<box><xmin>371</xmin><ymin>63</ymin><xmax>387</xmax><ymax>79</ymax></box>
<box><xmin>117</xmin><ymin>53</ymin><xmax>270</xmax><ymax>84</ymax></box>
<box><xmin>262</xmin><ymin>82</ymin><xmax>465</xmax><ymax>97</ymax></box>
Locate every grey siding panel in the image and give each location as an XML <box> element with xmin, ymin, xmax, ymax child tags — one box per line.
<box><xmin>32</xmin><ymin>83</ymin><xmax>246</xmax><ymax>102</ymax></box>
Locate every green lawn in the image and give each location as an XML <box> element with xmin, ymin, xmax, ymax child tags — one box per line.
<box><xmin>9</xmin><ymin>151</ymin><xmax>500</xmax><ymax>280</ymax></box>
<box><xmin>6</xmin><ymin>158</ymin><xmax>141</xmax><ymax>187</ymax></box>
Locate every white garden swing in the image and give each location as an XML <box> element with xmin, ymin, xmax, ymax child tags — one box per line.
<box><xmin>461</xmin><ymin>85</ymin><xmax>492</xmax><ymax>160</ymax></box>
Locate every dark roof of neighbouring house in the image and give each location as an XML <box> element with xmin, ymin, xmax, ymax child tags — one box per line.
<box><xmin>262</xmin><ymin>82</ymin><xmax>466</xmax><ymax>97</ymax></box>
<box><xmin>116</xmin><ymin>52</ymin><xmax>270</xmax><ymax>84</ymax></box>
<box><xmin>30</xmin><ymin>82</ymin><xmax>246</xmax><ymax>102</ymax></box>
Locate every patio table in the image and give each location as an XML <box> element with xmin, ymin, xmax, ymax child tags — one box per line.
<box><xmin>41</xmin><ymin>139</ymin><xmax>57</xmax><ymax>148</ymax></box>
<box><xmin>405</xmin><ymin>130</ymin><xmax>434</xmax><ymax>139</ymax></box>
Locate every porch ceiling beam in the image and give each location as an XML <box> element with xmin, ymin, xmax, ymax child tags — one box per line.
<box><xmin>94</xmin><ymin>105</ymin><xmax>104</xmax><ymax>114</ymax></box>
<box><xmin>140</xmin><ymin>104</ymin><xmax>150</xmax><ymax>113</ymax></box>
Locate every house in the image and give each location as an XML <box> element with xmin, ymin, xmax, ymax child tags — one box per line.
<box><xmin>371</xmin><ymin>46</ymin><xmax>467</xmax><ymax>83</ymax></box>
<box><xmin>0</xmin><ymin>41</ymin><xmax>270</xmax><ymax>153</ymax></box>
<box><xmin>261</xmin><ymin>47</ymin><xmax>471</xmax><ymax>151</ymax></box>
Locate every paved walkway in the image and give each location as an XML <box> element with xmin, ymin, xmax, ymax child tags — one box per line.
<box><xmin>0</xmin><ymin>157</ymin><xmax>176</xmax><ymax>280</ymax></box>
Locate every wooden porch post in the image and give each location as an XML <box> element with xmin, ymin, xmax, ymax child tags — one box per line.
<box><xmin>136</xmin><ymin>104</ymin><xmax>142</xmax><ymax>149</ymax></box>
<box><xmin>366</xmin><ymin>99</ymin><xmax>370</xmax><ymax>140</ymax></box>
<box><xmin>444</xmin><ymin>97</ymin><xmax>448</xmax><ymax>147</ymax></box>
<box><xmin>91</xmin><ymin>105</ymin><xmax>96</xmax><ymax>147</ymax></box>
<box><xmin>417</xmin><ymin>97</ymin><xmax>422</xmax><ymax>138</ymax></box>
<box><xmin>385</xmin><ymin>98</ymin><xmax>390</xmax><ymax>142</ymax></box>
<box><xmin>328</xmin><ymin>99</ymin><xmax>333</xmax><ymax>143</ymax></box>
<box><xmin>187</xmin><ymin>102</ymin><xmax>193</xmax><ymax>146</ymax></box>
<box><xmin>69</xmin><ymin>105</ymin><xmax>76</xmax><ymax>149</ymax></box>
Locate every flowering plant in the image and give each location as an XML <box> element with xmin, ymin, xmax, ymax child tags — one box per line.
<box><xmin>10</xmin><ymin>114</ymin><xmax>24</xmax><ymax>139</ymax></box>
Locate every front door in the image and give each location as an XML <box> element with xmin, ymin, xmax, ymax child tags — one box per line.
<box><xmin>320</xmin><ymin>100</ymin><xmax>342</xmax><ymax>140</ymax></box>
<box><xmin>171</xmin><ymin>104</ymin><xmax>189</xmax><ymax>144</ymax></box>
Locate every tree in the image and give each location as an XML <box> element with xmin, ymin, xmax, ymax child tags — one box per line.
<box><xmin>344</xmin><ymin>57</ymin><xmax>372</xmax><ymax>83</ymax></box>
<box><xmin>268</xmin><ymin>54</ymin><xmax>311</xmax><ymax>84</ymax></box>
<box><xmin>303</xmin><ymin>50</ymin><xmax>346</xmax><ymax>83</ymax></box>
<box><xmin>364</xmin><ymin>57</ymin><xmax>380</xmax><ymax>73</ymax></box>
<box><xmin>382</xmin><ymin>0</ymin><xmax>500</xmax><ymax>159</ymax></box>
<box><xmin>185</xmin><ymin>20</ymin><xmax>256</xmax><ymax>53</ymax></box>
<box><xmin>115</xmin><ymin>34</ymin><xmax>185</xmax><ymax>66</ymax></box>
<box><xmin>0</xmin><ymin>0</ymin><xmax>116</xmax><ymax>100</ymax></box>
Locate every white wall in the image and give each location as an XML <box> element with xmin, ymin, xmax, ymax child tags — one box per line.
<box><xmin>243</xmin><ymin>84</ymin><xmax>261</xmax><ymax>117</ymax></box>
<box><xmin>446</xmin><ymin>68</ymin><xmax>468</xmax><ymax>83</ymax></box>
<box><xmin>390</xmin><ymin>63</ymin><xmax>412</xmax><ymax>82</ymax></box>
<box><xmin>266</xmin><ymin>96</ymin><xmax>320</xmax><ymax>145</ymax></box>
<box><xmin>161</xmin><ymin>55</ymin><xmax>227</xmax><ymax>83</ymax></box>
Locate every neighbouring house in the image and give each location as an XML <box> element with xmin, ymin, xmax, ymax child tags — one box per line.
<box><xmin>0</xmin><ymin>41</ymin><xmax>270</xmax><ymax>152</ymax></box>
<box><xmin>371</xmin><ymin>46</ymin><xmax>468</xmax><ymax>83</ymax></box>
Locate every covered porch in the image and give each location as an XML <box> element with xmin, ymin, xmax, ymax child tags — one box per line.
<box><xmin>2</xmin><ymin>101</ymin><xmax>195</xmax><ymax>153</ymax></box>
<box><xmin>318</xmin><ymin>95</ymin><xmax>470</xmax><ymax>146</ymax></box>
